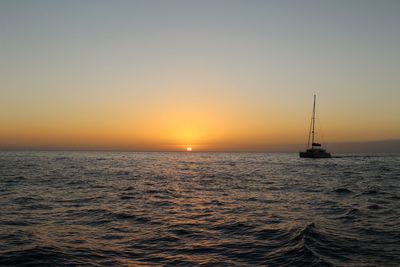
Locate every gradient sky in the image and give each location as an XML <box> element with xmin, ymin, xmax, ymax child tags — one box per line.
<box><xmin>1</xmin><ymin>0</ymin><xmax>399</xmax><ymax>151</ymax></box>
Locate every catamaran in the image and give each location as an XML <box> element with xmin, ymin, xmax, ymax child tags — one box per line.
<box><xmin>299</xmin><ymin>95</ymin><xmax>331</xmax><ymax>158</ymax></box>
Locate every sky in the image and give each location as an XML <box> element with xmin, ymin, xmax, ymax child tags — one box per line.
<box><xmin>1</xmin><ymin>0</ymin><xmax>400</xmax><ymax>151</ymax></box>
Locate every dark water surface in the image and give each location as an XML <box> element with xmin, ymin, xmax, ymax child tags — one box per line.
<box><xmin>1</xmin><ymin>152</ymin><xmax>399</xmax><ymax>266</ymax></box>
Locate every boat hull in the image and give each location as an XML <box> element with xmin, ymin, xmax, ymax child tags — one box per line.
<box><xmin>299</xmin><ymin>150</ymin><xmax>331</xmax><ymax>158</ymax></box>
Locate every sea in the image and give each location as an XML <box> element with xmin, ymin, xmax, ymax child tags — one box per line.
<box><xmin>0</xmin><ymin>151</ymin><xmax>399</xmax><ymax>266</ymax></box>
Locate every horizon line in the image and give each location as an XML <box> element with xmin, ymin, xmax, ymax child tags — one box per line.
<box><xmin>1</xmin><ymin>139</ymin><xmax>400</xmax><ymax>153</ymax></box>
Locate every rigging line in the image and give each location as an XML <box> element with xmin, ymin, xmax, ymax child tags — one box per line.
<box><xmin>312</xmin><ymin>94</ymin><xmax>316</xmax><ymax>147</ymax></box>
<box><xmin>317</xmin><ymin>114</ymin><xmax>326</xmax><ymax>145</ymax></box>
<box><xmin>315</xmin><ymin>98</ymin><xmax>326</xmax><ymax>145</ymax></box>
<box><xmin>307</xmin><ymin>98</ymin><xmax>314</xmax><ymax>148</ymax></box>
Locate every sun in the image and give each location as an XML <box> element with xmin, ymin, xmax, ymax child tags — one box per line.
<box><xmin>186</xmin><ymin>146</ymin><xmax>192</xmax><ymax>152</ymax></box>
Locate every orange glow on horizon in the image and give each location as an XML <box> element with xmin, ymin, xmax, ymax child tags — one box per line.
<box><xmin>1</xmin><ymin>82</ymin><xmax>399</xmax><ymax>151</ymax></box>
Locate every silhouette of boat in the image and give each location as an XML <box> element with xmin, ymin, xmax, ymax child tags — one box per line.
<box><xmin>299</xmin><ymin>95</ymin><xmax>331</xmax><ymax>158</ymax></box>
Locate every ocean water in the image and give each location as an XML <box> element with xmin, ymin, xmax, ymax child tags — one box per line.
<box><xmin>0</xmin><ymin>151</ymin><xmax>399</xmax><ymax>266</ymax></box>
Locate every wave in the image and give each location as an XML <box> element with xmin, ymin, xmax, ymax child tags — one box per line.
<box><xmin>0</xmin><ymin>246</ymin><xmax>126</xmax><ymax>266</ymax></box>
<box><xmin>243</xmin><ymin>223</ymin><xmax>337</xmax><ymax>266</ymax></box>
<box><xmin>332</xmin><ymin>188</ymin><xmax>353</xmax><ymax>194</ymax></box>
<box><xmin>207</xmin><ymin>221</ymin><xmax>340</xmax><ymax>266</ymax></box>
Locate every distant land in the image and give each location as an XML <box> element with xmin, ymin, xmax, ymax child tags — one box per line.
<box><xmin>263</xmin><ymin>140</ymin><xmax>400</xmax><ymax>153</ymax></box>
<box><xmin>1</xmin><ymin>140</ymin><xmax>400</xmax><ymax>153</ymax></box>
<box><xmin>326</xmin><ymin>140</ymin><xmax>400</xmax><ymax>153</ymax></box>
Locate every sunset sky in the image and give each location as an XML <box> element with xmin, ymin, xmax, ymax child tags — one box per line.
<box><xmin>1</xmin><ymin>1</ymin><xmax>399</xmax><ymax>151</ymax></box>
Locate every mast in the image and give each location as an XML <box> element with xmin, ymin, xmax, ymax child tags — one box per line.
<box><xmin>311</xmin><ymin>94</ymin><xmax>316</xmax><ymax>148</ymax></box>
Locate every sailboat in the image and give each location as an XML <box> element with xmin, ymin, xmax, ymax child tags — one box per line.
<box><xmin>299</xmin><ymin>95</ymin><xmax>331</xmax><ymax>158</ymax></box>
